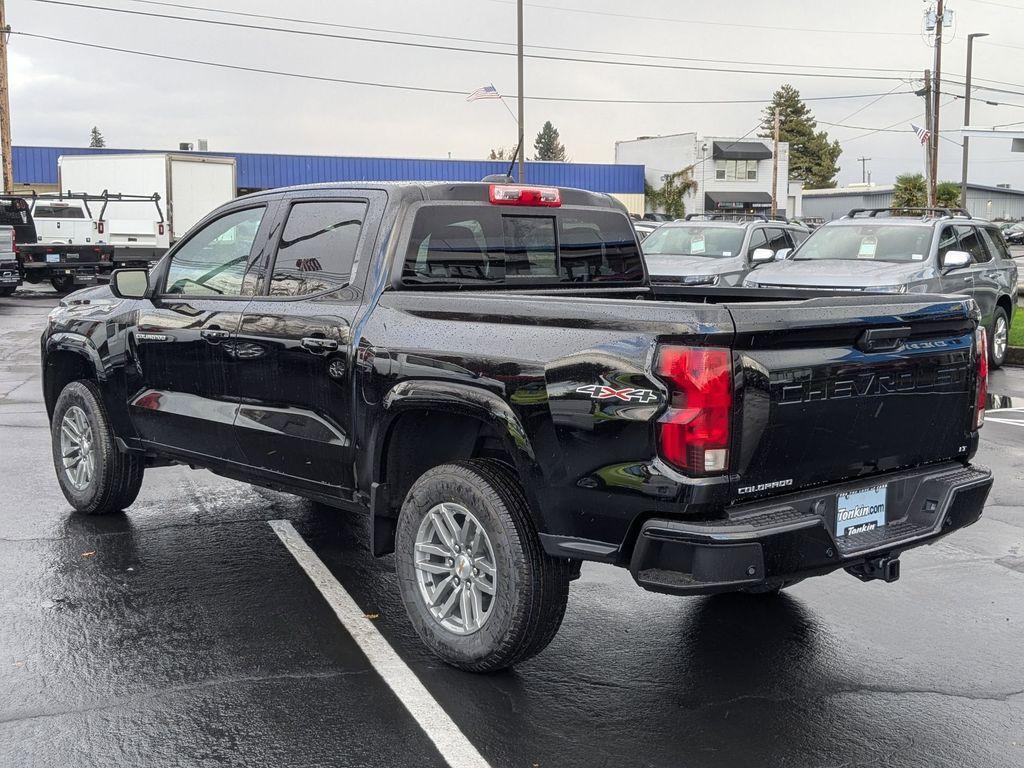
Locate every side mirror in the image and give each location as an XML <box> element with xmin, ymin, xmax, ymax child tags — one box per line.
<box><xmin>109</xmin><ymin>268</ymin><xmax>150</xmax><ymax>299</ymax></box>
<box><xmin>942</xmin><ymin>250</ymin><xmax>971</xmax><ymax>270</ymax></box>
<box><xmin>751</xmin><ymin>248</ymin><xmax>774</xmax><ymax>263</ymax></box>
<box><xmin>775</xmin><ymin>248</ymin><xmax>791</xmax><ymax>261</ymax></box>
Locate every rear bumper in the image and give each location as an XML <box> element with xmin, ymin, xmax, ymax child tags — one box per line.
<box><xmin>629</xmin><ymin>462</ymin><xmax>992</xmax><ymax>595</ymax></box>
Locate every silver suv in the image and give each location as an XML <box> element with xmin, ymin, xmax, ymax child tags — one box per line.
<box><xmin>642</xmin><ymin>214</ymin><xmax>809</xmax><ymax>286</ymax></box>
<box><xmin>745</xmin><ymin>208</ymin><xmax>1018</xmax><ymax>367</ymax></box>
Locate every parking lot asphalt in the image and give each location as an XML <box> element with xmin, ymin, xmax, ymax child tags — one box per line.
<box><xmin>2</xmin><ymin>285</ymin><xmax>1023</xmax><ymax>768</ymax></box>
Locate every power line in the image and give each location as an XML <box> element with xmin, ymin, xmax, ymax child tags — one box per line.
<box><xmin>482</xmin><ymin>0</ymin><xmax>923</xmax><ymax>37</ymax></box>
<box><xmin>21</xmin><ymin>0</ymin><xmax>916</xmax><ymax>82</ymax></box>
<box><xmin>7</xmin><ymin>31</ymin><xmax>911</xmax><ymax>106</ymax></box>
<box><xmin>117</xmin><ymin>0</ymin><xmax>924</xmax><ymax>77</ymax></box>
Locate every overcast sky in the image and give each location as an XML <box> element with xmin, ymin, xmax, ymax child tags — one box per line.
<box><xmin>9</xmin><ymin>0</ymin><xmax>1024</xmax><ymax>188</ymax></box>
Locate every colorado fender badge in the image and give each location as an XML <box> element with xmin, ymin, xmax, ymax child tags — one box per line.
<box><xmin>576</xmin><ymin>384</ymin><xmax>658</xmax><ymax>404</ymax></box>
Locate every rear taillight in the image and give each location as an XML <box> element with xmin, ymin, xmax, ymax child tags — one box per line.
<box><xmin>975</xmin><ymin>327</ymin><xmax>988</xmax><ymax>429</ymax></box>
<box><xmin>158</xmin><ymin>223</ymin><xmax>165</xmax><ymax>236</ymax></box>
<box><xmin>97</xmin><ymin>220</ymin><xmax>105</xmax><ymax>234</ymax></box>
<box><xmin>655</xmin><ymin>346</ymin><xmax>732</xmax><ymax>475</ymax></box>
<box><xmin>489</xmin><ymin>184</ymin><xmax>561</xmax><ymax>207</ymax></box>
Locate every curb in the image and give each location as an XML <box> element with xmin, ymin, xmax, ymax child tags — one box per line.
<box><xmin>1005</xmin><ymin>346</ymin><xmax>1024</xmax><ymax>366</ymax></box>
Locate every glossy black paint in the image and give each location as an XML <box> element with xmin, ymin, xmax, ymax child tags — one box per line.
<box><xmin>40</xmin><ymin>182</ymin><xmax>989</xmax><ymax>590</ymax></box>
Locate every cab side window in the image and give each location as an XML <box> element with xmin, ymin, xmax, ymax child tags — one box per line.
<box><xmin>937</xmin><ymin>226</ymin><xmax>960</xmax><ymax>261</ymax></box>
<box><xmin>955</xmin><ymin>225</ymin><xmax>992</xmax><ymax>263</ymax></box>
<box><xmin>164</xmin><ymin>207</ymin><xmax>266</xmax><ymax>296</ymax></box>
<box><xmin>269</xmin><ymin>201</ymin><xmax>367</xmax><ymax>296</ymax></box>
<box><xmin>746</xmin><ymin>228</ymin><xmax>768</xmax><ymax>257</ymax></box>
<box><xmin>789</xmin><ymin>229</ymin><xmax>808</xmax><ymax>246</ymax></box>
<box><xmin>763</xmin><ymin>228</ymin><xmax>791</xmax><ymax>254</ymax></box>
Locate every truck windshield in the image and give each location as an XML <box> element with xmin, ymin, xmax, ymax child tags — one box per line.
<box><xmin>793</xmin><ymin>225</ymin><xmax>934</xmax><ymax>263</ymax></box>
<box><xmin>402</xmin><ymin>205</ymin><xmax>644</xmax><ymax>286</ymax></box>
<box><xmin>641</xmin><ymin>226</ymin><xmax>744</xmax><ymax>259</ymax></box>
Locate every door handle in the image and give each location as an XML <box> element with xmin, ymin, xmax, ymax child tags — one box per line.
<box><xmin>201</xmin><ymin>328</ymin><xmax>230</xmax><ymax>342</ymax></box>
<box><xmin>301</xmin><ymin>336</ymin><xmax>339</xmax><ymax>353</ymax></box>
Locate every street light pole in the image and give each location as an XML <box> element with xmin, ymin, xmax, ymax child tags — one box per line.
<box><xmin>516</xmin><ymin>0</ymin><xmax>524</xmax><ymax>183</ymax></box>
<box><xmin>960</xmin><ymin>32</ymin><xmax>988</xmax><ymax>211</ymax></box>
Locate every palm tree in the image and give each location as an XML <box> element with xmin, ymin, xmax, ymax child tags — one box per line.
<box><xmin>892</xmin><ymin>173</ymin><xmax>927</xmax><ymax>210</ymax></box>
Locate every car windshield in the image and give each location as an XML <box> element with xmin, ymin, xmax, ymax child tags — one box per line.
<box><xmin>641</xmin><ymin>225</ymin><xmax>745</xmax><ymax>259</ymax></box>
<box><xmin>793</xmin><ymin>224</ymin><xmax>934</xmax><ymax>263</ymax></box>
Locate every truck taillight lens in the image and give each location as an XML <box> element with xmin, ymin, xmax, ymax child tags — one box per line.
<box><xmin>975</xmin><ymin>327</ymin><xmax>988</xmax><ymax>429</ymax></box>
<box><xmin>489</xmin><ymin>184</ymin><xmax>561</xmax><ymax>207</ymax></box>
<box><xmin>655</xmin><ymin>346</ymin><xmax>732</xmax><ymax>475</ymax></box>
<box><xmin>158</xmin><ymin>223</ymin><xmax>165</xmax><ymax>236</ymax></box>
<box><xmin>97</xmin><ymin>221</ymin><xmax>105</xmax><ymax>234</ymax></box>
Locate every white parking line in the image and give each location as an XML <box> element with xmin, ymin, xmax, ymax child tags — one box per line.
<box><xmin>268</xmin><ymin>519</ymin><xmax>491</xmax><ymax>768</ymax></box>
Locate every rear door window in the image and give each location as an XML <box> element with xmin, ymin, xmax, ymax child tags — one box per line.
<box><xmin>980</xmin><ymin>227</ymin><xmax>1011</xmax><ymax>260</ymax></box>
<box><xmin>269</xmin><ymin>201</ymin><xmax>366</xmax><ymax>296</ymax></box>
<box><xmin>763</xmin><ymin>228</ymin><xmax>791</xmax><ymax>254</ymax></box>
<box><xmin>402</xmin><ymin>205</ymin><xmax>643</xmax><ymax>285</ymax></box>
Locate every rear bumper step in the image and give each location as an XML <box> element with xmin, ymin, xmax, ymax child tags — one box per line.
<box><xmin>629</xmin><ymin>462</ymin><xmax>991</xmax><ymax>595</ymax></box>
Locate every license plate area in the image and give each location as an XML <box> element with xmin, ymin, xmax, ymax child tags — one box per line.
<box><xmin>835</xmin><ymin>484</ymin><xmax>887</xmax><ymax>538</ymax></box>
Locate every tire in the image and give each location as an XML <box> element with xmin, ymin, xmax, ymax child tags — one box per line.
<box><xmin>50</xmin><ymin>276</ymin><xmax>75</xmax><ymax>294</ymax></box>
<box><xmin>990</xmin><ymin>306</ymin><xmax>1009</xmax><ymax>369</ymax></box>
<box><xmin>51</xmin><ymin>380</ymin><xmax>144</xmax><ymax>515</ymax></box>
<box><xmin>395</xmin><ymin>459</ymin><xmax>571</xmax><ymax>672</ymax></box>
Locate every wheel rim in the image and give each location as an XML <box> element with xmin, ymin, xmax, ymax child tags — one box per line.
<box><xmin>60</xmin><ymin>405</ymin><xmax>95</xmax><ymax>491</ymax></box>
<box><xmin>994</xmin><ymin>316</ymin><xmax>1008</xmax><ymax>361</ymax></box>
<box><xmin>413</xmin><ymin>502</ymin><xmax>498</xmax><ymax>635</ymax></box>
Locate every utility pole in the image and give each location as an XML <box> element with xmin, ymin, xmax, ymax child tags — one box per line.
<box><xmin>0</xmin><ymin>0</ymin><xmax>12</xmax><ymax>193</ymax></box>
<box><xmin>770</xmin><ymin>107</ymin><xmax>780</xmax><ymax>217</ymax></box>
<box><xmin>857</xmin><ymin>157</ymin><xmax>872</xmax><ymax>184</ymax></box>
<box><xmin>923</xmin><ymin>69</ymin><xmax>933</xmax><ymax>204</ymax></box>
<box><xmin>516</xmin><ymin>0</ymin><xmax>524</xmax><ymax>183</ymax></box>
<box><xmin>961</xmin><ymin>32</ymin><xmax>988</xmax><ymax>210</ymax></box>
<box><xmin>930</xmin><ymin>0</ymin><xmax>944</xmax><ymax>208</ymax></box>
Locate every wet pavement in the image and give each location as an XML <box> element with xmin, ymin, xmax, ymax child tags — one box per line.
<box><xmin>2</xmin><ymin>285</ymin><xmax>1023</xmax><ymax>767</ymax></box>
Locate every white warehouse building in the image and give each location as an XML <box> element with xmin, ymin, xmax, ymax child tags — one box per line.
<box><xmin>614</xmin><ymin>132</ymin><xmax>800</xmax><ymax>218</ymax></box>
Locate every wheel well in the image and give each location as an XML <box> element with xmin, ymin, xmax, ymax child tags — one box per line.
<box><xmin>44</xmin><ymin>350</ymin><xmax>96</xmax><ymax>418</ymax></box>
<box><xmin>373</xmin><ymin>409</ymin><xmax>518</xmax><ymax>555</ymax></box>
<box><xmin>997</xmin><ymin>294</ymin><xmax>1013</xmax><ymax>322</ymax></box>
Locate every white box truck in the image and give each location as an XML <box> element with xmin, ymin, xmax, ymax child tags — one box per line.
<box><xmin>57</xmin><ymin>153</ymin><xmax>237</xmax><ymax>266</ymax></box>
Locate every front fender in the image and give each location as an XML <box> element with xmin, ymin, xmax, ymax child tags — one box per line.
<box><xmin>43</xmin><ymin>332</ymin><xmax>106</xmax><ymax>413</ymax></box>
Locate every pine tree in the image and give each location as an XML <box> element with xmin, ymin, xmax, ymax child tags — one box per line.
<box><xmin>759</xmin><ymin>85</ymin><xmax>841</xmax><ymax>189</ymax></box>
<box><xmin>533</xmin><ymin>121</ymin><xmax>567</xmax><ymax>161</ymax></box>
<box><xmin>89</xmin><ymin>127</ymin><xmax>106</xmax><ymax>148</ymax></box>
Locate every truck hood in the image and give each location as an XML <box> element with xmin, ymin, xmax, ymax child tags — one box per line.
<box><xmin>645</xmin><ymin>254</ymin><xmax>742</xmax><ymax>278</ymax></box>
<box><xmin>749</xmin><ymin>259</ymin><xmax>930</xmax><ymax>288</ymax></box>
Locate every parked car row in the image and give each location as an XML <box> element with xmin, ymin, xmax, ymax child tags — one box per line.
<box><xmin>636</xmin><ymin>207</ymin><xmax>1018</xmax><ymax>368</ymax></box>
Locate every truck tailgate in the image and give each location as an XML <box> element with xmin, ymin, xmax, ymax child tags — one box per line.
<box><xmin>726</xmin><ymin>295</ymin><xmax>978</xmax><ymax>503</ymax></box>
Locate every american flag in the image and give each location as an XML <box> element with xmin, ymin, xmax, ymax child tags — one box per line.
<box><xmin>467</xmin><ymin>84</ymin><xmax>501</xmax><ymax>102</ymax></box>
<box><xmin>911</xmin><ymin>123</ymin><xmax>931</xmax><ymax>145</ymax></box>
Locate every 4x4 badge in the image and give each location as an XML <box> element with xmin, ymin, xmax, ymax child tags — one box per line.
<box><xmin>576</xmin><ymin>384</ymin><xmax>658</xmax><ymax>403</ymax></box>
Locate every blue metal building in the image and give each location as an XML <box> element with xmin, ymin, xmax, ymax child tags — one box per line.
<box><xmin>12</xmin><ymin>146</ymin><xmax>646</xmax><ymax>211</ymax></box>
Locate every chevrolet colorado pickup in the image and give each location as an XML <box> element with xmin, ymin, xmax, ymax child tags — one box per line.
<box><xmin>43</xmin><ymin>182</ymin><xmax>993</xmax><ymax>671</ymax></box>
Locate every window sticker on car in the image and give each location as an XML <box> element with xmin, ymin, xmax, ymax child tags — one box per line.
<box><xmin>858</xmin><ymin>237</ymin><xmax>878</xmax><ymax>258</ymax></box>
<box><xmin>691</xmin><ymin>236</ymin><xmax>706</xmax><ymax>254</ymax></box>
<box><xmin>722</xmin><ymin>251</ymin><xmax>732</xmax><ymax>257</ymax></box>
<box><xmin>912</xmin><ymin>253</ymin><xmax>924</xmax><ymax>260</ymax></box>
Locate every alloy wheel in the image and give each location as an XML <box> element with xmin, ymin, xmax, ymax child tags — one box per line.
<box><xmin>60</xmin><ymin>406</ymin><xmax>95</xmax><ymax>491</ymax></box>
<box><xmin>413</xmin><ymin>502</ymin><xmax>498</xmax><ymax>635</ymax></box>
<box><xmin>994</xmin><ymin>315</ymin><xmax>1008</xmax><ymax>362</ymax></box>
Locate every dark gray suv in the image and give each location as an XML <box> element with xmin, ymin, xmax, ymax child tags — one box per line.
<box><xmin>745</xmin><ymin>208</ymin><xmax>1018</xmax><ymax>367</ymax></box>
<box><xmin>642</xmin><ymin>214</ymin><xmax>809</xmax><ymax>286</ymax></box>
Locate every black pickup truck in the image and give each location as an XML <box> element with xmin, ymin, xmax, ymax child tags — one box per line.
<box><xmin>42</xmin><ymin>182</ymin><xmax>992</xmax><ymax>671</ymax></box>
<box><xmin>0</xmin><ymin>196</ymin><xmax>114</xmax><ymax>293</ymax></box>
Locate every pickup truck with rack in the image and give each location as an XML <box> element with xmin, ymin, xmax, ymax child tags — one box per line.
<box><xmin>0</xmin><ymin>196</ymin><xmax>114</xmax><ymax>292</ymax></box>
<box><xmin>42</xmin><ymin>181</ymin><xmax>993</xmax><ymax>671</ymax></box>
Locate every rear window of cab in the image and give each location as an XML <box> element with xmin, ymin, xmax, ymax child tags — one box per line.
<box><xmin>401</xmin><ymin>205</ymin><xmax>644</xmax><ymax>286</ymax></box>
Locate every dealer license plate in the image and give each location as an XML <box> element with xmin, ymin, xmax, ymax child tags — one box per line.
<box><xmin>45</xmin><ymin>253</ymin><xmax>59</xmax><ymax>263</ymax></box>
<box><xmin>836</xmin><ymin>484</ymin><xmax>887</xmax><ymax>537</ymax></box>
